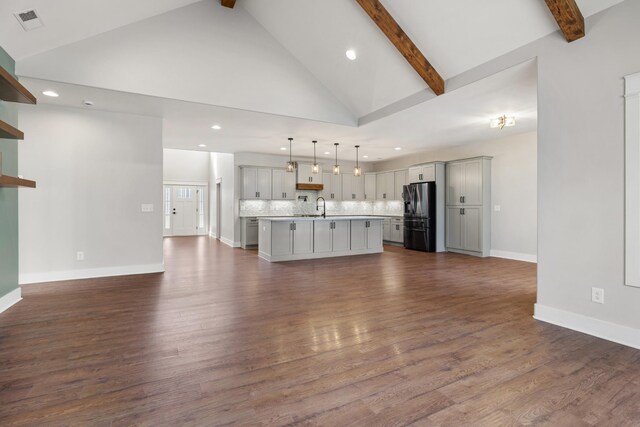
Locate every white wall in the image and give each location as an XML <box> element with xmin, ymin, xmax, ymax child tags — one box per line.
<box><xmin>18</xmin><ymin>105</ymin><xmax>164</xmax><ymax>283</ymax></box>
<box><xmin>15</xmin><ymin>1</ymin><xmax>355</xmax><ymax>125</ymax></box>
<box><xmin>374</xmin><ymin>132</ymin><xmax>537</xmax><ymax>261</ymax></box>
<box><xmin>209</xmin><ymin>152</ymin><xmax>235</xmax><ymax>245</ymax></box>
<box><xmin>163</xmin><ymin>148</ymin><xmax>209</xmax><ymax>183</ymax></box>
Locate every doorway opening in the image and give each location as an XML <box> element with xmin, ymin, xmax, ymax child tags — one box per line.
<box><xmin>163</xmin><ymin>183</ymin><xmax>208</xmax><ymax>237</ymax></box>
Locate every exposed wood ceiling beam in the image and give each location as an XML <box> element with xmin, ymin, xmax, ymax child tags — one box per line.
<box><xmin>355</xmin><ymin>0</ymin><xmax>444</xmax><ymax>96</ymax></box>
<box><xmin>544</xmin><ymin>0</ymin><xmax>585</xmax><ymax>42</ymax></box>
<box><xmin>221</xmin><ymin>0</ymin><xmax>236</xmax><ymax>8</ymax></box>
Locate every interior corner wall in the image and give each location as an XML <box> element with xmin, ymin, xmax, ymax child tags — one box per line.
<box><xmin>17</xmin><ymin>105</ymin><xmax>164</xmax><ymax>284</ymax></box>
<box><xmin>0</xmin><ymin>47</ymin><xmax>20</xmax><ymax>306</ymax></box>
<box><xmin>163</xmin><ymin>148</ymin><xmax>210</xmax><ymax>183</ymax></box>
<box><xmin>209</xmin><ymin>152</ymin><xmax>235</xmax><ymax>245</ymax></box>
<box><xmin>373</xmin><ymin>132</ymin><xmax>538</xmax><ymax>261</ymax></box>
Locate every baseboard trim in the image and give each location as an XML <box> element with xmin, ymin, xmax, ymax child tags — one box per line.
<box><xmin>0</xmin><ymin>288</ymin><xmax>22</xmax><ymax>314</ymax></box>
<box><xmin>534</xmin><ymin>304</ymin><xmax>640</xmax><ymax>350</ymax></box>
<box><xmin>19</xmin><ymin>263</ymin><xmax>165</xmax><ymax>285</ymax></box>
<box><xmin>220</xmin><ymin>237</ymin><xmax>241</xmax><ymax>248</ymax></box>
<box><xmin>490</xmin><ymin>250</ymin><xmax>537</xmax><ymax>263</ymax></box>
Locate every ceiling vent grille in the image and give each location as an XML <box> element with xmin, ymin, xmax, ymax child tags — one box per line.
<box><xmin>14</xmin><ymin>9</ymin><xmax>44</xmax><ymax>31</ymax></box>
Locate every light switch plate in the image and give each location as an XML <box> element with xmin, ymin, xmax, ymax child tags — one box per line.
<box><xmin>76</xmin><ymin>251</ymin><xmax>84</xmax><ymax>261</ymax></box>
<box><xmin>494</xmin><ymin>205</ymin><xmax>501</xmax><ymax>212</ymax></box>
<box><xmin>141</xmin><ymin>204</ymin><xmax>154</xmax><ymax>213</ymax></box>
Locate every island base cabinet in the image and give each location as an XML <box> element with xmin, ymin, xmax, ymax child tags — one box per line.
<box><xmin>260</xmin><ymin>218</ymin><xmax>383</xmax><ymax>262</ymax></box>
<box><xmin>351</xmin><ymin>220</ymin><xmax>383</xmax><ymax>251</ymax></box>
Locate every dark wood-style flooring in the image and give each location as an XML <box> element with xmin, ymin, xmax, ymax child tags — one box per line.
<box><xmin>1</xmin><ymin>237</ymin><xmax>639</xmax><ymax>426</ymax></box>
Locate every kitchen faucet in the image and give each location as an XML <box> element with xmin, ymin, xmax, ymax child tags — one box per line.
<box><xmin>316</xmin><ymin>196</ymin><xmax>326</xmax><ymax>218</ymax></box>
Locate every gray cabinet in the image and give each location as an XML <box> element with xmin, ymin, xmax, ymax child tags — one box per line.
<box><xmin>383</xmin><ymin>217</ymin><xmax>404</xmax><ymax>243</ymax></box>
<box><xmin>272</xmin><ymin>168</ymin><xmax>296</xmax><ymax>200</ymax></box>
<box><xmin>394</xmin><ymin>170</ymin><xmax>408</xmax><ymax>200</ymax></box>
<box><xmin>445</xmin><ymin>157</ymin><xmax>491</xmax><ymax>257</ymax></box>
<box><xmin>364</xmin><ymin>173</ymin><xmax>376</xmax><ymax>201</ymax></box>
<box><xmin>408</xmin><ymin>164</ymin><xmax>435</xmax><ymax>183</ymax></box>
<box><xmin>376</xmin><ymin>172</ymin><xmax>395</xmax><ymax>200</ymax></box>
<box><xmin>321</xmin><ymin>172</ymin><xmax>342</xmax><ymax>200</ymax></box>
<box><xmin>297</xmin><ymin>164</ymin><xmax>323</xmax><ymax>185</ymax></box>
<box><xmin>241</xmin><ymin>217</ymin><xmax>259</xmax><ymax>249</ymax></box>
<box><xmin>351</xmin><ymin>219</ymin><xmax>383</xmax><ymax>250</ymax></box>
<box><xmin>270</xmin><ymin>220</ymin><xmax>313</xmax><ymax>256</ymax></box>
<box><xmin>342</xmin><ymin>173</ymin><xmax>365</xmax><ymax>201</ymax></box>
<box><xmin>242</xmin><ymin>167</ymin><xmax>272</xmax><ymax>200</ymax></box>
<box><xmin>314</xmin><ymin>220</ymin><xmax>350</xmax><ymax>253</ymax></box>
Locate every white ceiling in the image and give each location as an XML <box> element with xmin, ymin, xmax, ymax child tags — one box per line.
<box><xmin>20</xmin><ymin>59</ymin><xmax>536</xmax><ymax>163</ymax></box>
<box><xmin>0</xmin><ymin>0</ymin><xmax>202</xmax><ymax>60</ymax></box>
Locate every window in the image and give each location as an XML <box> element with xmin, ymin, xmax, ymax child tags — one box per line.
<box><xmin>198</xmin><ymin>188</ymin><xmax>205</xmax><ymax>230</ymax></box>
<box><xmin>164</xmin><ymin>187</ymin><xmax>171</xmax><ymax>230</ymax></box>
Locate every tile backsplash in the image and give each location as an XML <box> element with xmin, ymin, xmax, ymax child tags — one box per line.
<box><xmin>239</xmin><ymin>191</ymin><xmax>403</xmax><ymax>217</ymax></box>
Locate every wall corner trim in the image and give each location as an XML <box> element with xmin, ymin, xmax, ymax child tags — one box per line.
<box><xmin>19</xmin><ymin>263</ymin><xmax>165</xmax><ymax>285</ymax></box>
<box><xmin>0</xmin><ymin>288</ymin><xmax>22</xmax><ymax>315</ymax></box>
<box><xmin>534</xmin><ymin>304</ymin><xmax>640</xmax><ymax>350</ymax></box>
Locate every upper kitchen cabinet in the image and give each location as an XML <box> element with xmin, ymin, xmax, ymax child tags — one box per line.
<box><xmin>342</xmin><ymin>173</ymin><xmax>365</xmax><ymax>201</ymax></box>
<box><xmin>446</xmin><ymin>157</ymin><xmax>490</xmax><ymax>206</ymax></box>
<box><xmin>272</xmin><ymin>168</ymin><xmax>296</xmax><ymax>200</ymax></box>
<box><xmin>242</xmin><ymin>167</ymin><xmax>272</xmax><ymax>200</ymax></box>
<box><xmin>408</xmin><ymin>164</ymin><xmax>436</xmax><ymax>183</ymax></box>
<box><xmin>297</xmin><ymin>164</ymin><xmax>323</xmax><ymax>185</ymax></box>
<box><xmin>364</xmin><ymin>173</ymin><xmax>376</xmax><ymax>201</ymax></box>
<box><xmin>321</xmin><ymin>172</ymin><xmax>342</xmax><ymax>201</ymax></box>
<box><xmin>376</xmin><ymin>172</ymin><xmax>395</xmax><ymax>201</ymax></box>
<box><xmin>394</xmin><ymin>170</ymin><xmax>408</xmax><ymax>200</ymax></box>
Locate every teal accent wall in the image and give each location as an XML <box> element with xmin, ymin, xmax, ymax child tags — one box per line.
<box><xmin>0</xmin><ymin>46</ymin><xmax>20</xmax><ymax>300</ymax></box>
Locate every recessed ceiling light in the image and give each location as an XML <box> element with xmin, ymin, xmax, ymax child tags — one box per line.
<box><xmin>82</xmin><ymin>100</ymin><xmax>94</xmax><ymax>106</ymax></box>
<box><xmin>324</xmin><ymin>151</ymin><xmax>330</xmax><ymax>155</ymax></box>
<box><xmin>345</xmin><ymin>49</ymin><xmax>357</xmax><ymax>61</ymax></box>
<box><xmin>211</xmin><ymin>125</ymin><xmax>222</xmax><ymax>130</ymax></box>
<box><xmin>198</xmin><ymin>144</ymin><xmax>207</xmax><ymax>148</ymax></box>
<box><xmin>363</xmin><ymin>155</ymin><xmax>369</xmax><ymax>158</ymax></box>
<box><xmin>42</xmin><ymin>90</ymin><xmax>59</xmax><ymax>97</ymax></box>
<box><xmin>394</xmin><ymin>147</ymin><xmax>402</xmax><ymax>151</ymax></box>
<box><xmin>280</xmin><ymin>147</ymin><xmax>287</xmax><ymax>151</ymax></box>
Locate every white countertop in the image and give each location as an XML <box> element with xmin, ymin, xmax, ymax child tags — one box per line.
<box><xmin>258</xmin><ymin>216</ymin><xmax>385</xmax><ymax>222</ymax></box>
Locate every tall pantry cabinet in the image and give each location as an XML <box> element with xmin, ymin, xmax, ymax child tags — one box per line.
<box><xmin>445</xmin><ymin>157</ymin><xmax>492</xmax><ymax>257</ymax></box>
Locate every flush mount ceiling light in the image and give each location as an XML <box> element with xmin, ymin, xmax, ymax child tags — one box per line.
<box><xmin>280</xmin><ymin>147</ymin><xmax>287</xmax><ymax>151</ymax></box>
<box><xmin>312</xmin><ymin>140</ymin><xmax>320</xmax><ymax>174</ymax></box>
<box><xmin>354</xmin><ymin>145</ymin><xmax>362</xmax><ymax>177</ymax></box>
<box><xmin>324</xmin><ymin>151</ymin><xmax>330</xmax><ymax>155</ymax></box>
<box><xmin>345</xmin><ymin>49</ymin><xmax>357</xmax><ymax>60</ymax></box>
<box><xmin>363</xmin><ymin>155</ymin><xmax>369</xmax><ymax>159</ymax></box>
<box><xmin>490</xmin><ymin>115</ymin><xmax>516</xmax><ymax>129</ymax></box>
<box><xmin>333</xmin><ymin>143</ymin><xmax>340</xmax><ymax>175</ymax></box>
<box><xmin>211</xmin><ymin>124</ymin><xmax>222</xmax><ymax>130</ymax></box>
<box><xmin>82</xmin><ymin>100</ymin><xmax>94</xmax><ymax>106</ymax></box>
<box><xmin>198</xmin><ymin>144</ymin><xmax>207</xmax><ymax>148</ymax></box>
<box><xmin>42</xmin><ymin>90</ymin><xmax>58</xmax><ymax>97</ymax></box>
<box><xmin>394</xmin><ymin>147</ymin><xmax>402</xmax><ymax>151</ymax></box>
<box><xmin>286</xmin><ymin>138</ymin><xmax>295</xmax><ymax>172</ymax></box>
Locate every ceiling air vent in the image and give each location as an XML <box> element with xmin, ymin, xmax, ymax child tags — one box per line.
<box><xmin>14</xmin><ymin>9</ymin><xmax>44</xmax><ymax>31</ymax></box>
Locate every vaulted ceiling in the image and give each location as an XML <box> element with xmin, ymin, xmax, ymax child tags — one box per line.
<box><xmin>0</xmin><ymin>0</ymin><xmax>626</xmax><ymax>159</ymax></box>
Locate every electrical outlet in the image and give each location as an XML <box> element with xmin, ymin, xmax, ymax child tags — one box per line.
<box><xmin>591</xmin><ymin>287</ymin><xmax>604</xmax><ymax>304</ymax></box>
<box><xmin>141</xmin><ymin>204</ymin><xmax>154</xmax><ymax>213</ymax></box>
<box><xmin>494</xmin><ymin>205</ymin><xmax>501</xmax><ymax>212</ymax></box>
<box><xmin>76</xmin><ymin>251</ymin><xmax>85</xmax><ymax>261</ymax></box>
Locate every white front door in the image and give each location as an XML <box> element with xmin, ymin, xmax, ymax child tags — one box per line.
<box><xmin>164</xmin><ymin>185</ymin><xmax>207</xmax><ymax>236</ymax></box>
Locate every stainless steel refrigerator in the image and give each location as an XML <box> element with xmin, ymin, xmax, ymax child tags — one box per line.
<box><xmin>403</xmin><ymin>181</ymin><xmax>436</xmax><ymax>252</ymax></box>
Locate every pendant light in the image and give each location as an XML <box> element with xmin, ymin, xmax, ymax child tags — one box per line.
<box><xmin>286</xmin><ymin>138</ymin><xmax>295</xmax><ymax>172</ymax></box>
<box><xmin>333</xmin><ymin>143</ymin><xmax>340</xmax><ymax>175</ymax></box>
<box><xmin>312</xmin><ymin>140</ymin><xmax>320</xmax><ymax>174</ymax></box>
<box><xmin>353</xmin><ymin>145</ymin><xmax>362</xmax><ymax>176</ymax></box>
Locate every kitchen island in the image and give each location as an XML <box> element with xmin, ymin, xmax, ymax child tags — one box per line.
<box><xmin>258</xmin><ymin>216</ymin><xmax>384</xmax><ymax>262</ymax></box>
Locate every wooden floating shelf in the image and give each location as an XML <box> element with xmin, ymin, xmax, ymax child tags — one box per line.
<box><xmin>0</xmin><ymin>66</ymin><xmax>37</xmax><ymax>105</ymax></box>
<box><xmin>0</xmin><ymin>119</ymin><xmax>24</xmax><ymax>140</ymax></box>
<box><xmin>296</xmin><ymin>183</ymin><xmax>324</xmax><ymax>191</ymax></box>
<box><xmin>0</xmin><ymin>175</ymin><xmax>36</xmax><ymax>188</ymax></box>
